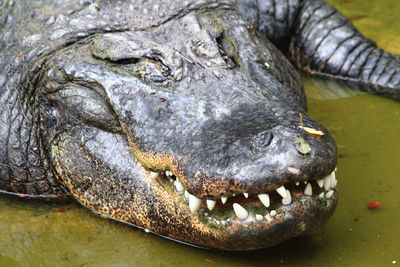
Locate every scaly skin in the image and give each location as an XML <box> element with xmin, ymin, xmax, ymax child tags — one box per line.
<box><xmin>0</xmin><ymin>0</ymin><xmax>398</xmax><ymax>250</ymax></box>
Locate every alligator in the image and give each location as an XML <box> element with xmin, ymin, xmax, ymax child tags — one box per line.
<box><xmin>0</xmin><ymin>0</ymin><xmax>399</xmax><ymax>251</ymax></box>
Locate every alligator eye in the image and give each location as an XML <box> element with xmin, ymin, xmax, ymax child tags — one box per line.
<box><xmin>135</xmin><ymin>58</ymin><xmax>173</xmax><ymax>88</ymax></box>
<box><xmin>90</xmin><ymin>36</ymin><xmax>174</xmax><ymax>89</ymax></box>
<box><xmin>94</xmin><ymin>56</ymin><xmax>174</xmax><ymax>89</ymax></box>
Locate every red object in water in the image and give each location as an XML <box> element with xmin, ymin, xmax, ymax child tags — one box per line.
<box><xmin>367</xmin><ymin>202</ymin><xmax>382</xmax><ymax>208</ymax></box>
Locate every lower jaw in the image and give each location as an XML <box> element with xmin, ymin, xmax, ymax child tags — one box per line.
<box><xmin>147</xmin><ymin>176</ymin><xmax>339</xmax><ymax>250</ymax></box>
<box><xmin>143</xmin><ymin>168</ymin><xmax>339</xmax><ymax>250</ymax></box>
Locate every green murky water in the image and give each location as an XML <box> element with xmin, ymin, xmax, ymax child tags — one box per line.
<box><xmin>1</xmin><ymin>1</ymin><xmax>400</xmax><ymax>266</ymax></box>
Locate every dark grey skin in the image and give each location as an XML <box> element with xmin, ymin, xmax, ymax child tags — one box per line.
<box><xmin>0</xmin><ymin>0</ymin><xmax>399</xmax><ymax>250</ymax></box>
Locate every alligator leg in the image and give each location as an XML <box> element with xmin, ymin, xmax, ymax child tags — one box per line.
<box><xmin>239</xmin><ymin>0</ymin><xmax>400</xmax><ymax>100</ymax></box>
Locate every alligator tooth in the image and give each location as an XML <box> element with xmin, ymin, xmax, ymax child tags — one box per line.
<box><xmin>221</xmin><ymin>196</ymin><xmax>228</xmax><ymax>204</ymax></box>
<box><xmin>188</xmin><ymin>193</ymin><xmax>202</xmax><ymax>213</ymax></box>
<box><xmin>150</xmin><ymin>171</ymin><xmax>159</xmax><ymax>178</ymax></box>
<box><xmin>304</xmin><ymin>183</ymin><xmax>312</xmax><ymax>196</ymax></box>
<box><xmin>184</xmin><ymin>190</ymin><xmax>189</xmax><ymax>199</ymax></box>
<box><xmin>173</xmin><ymin>180</ymin><xmax>184</xmax><ymax>194</ymax></box>
<box><xmin>243</xmin><ymin>193</ymin><xmax>249</xmax><ymax>198</ymax></box>
<box><xmin>233</xmin><ymin>203</ymin><xmax>248</xmax><ymax>220</ymax></box>
<box><xmin>318</xmin><ymin>192</ymin><xmax>325</xmax><ymax>198</ymax></box>
<box><xmin>166</xmin><ymin>171</ymin><xmax>173</xmax><ymax>177</ymax></box>
<box><xmin>276</xmin><ymin>185</ymin><xmax>287</xmax><ymax>198</ymax></box>
<box><xmin>282</xmin><ymin>189</ymin><xmax>292</xmax><ymax>205</ymax></box>
<box><xmin>334</xmin><ymin>167</ymin><xmax>337</xmax><ymax>172</ymax></box>
<box><xmin>331</xmin><ymin>179</ymin><xmax>337</xmax><ymax>188</ymax></box>
<box><xmin>295</xmin><ymin>182</ymin><xmax>300</xmax><ymax>186</ymax></box>
<box><xmin>270</xmin><ymin>210</ymin><xmax>277</xmax><ymax>217</ymax></box>
<box><xmin>325</xmin><ymin>190</ymin><xmax>334</xmax><ymax>199</ymax></box>
<box><xmin>258</xmin><ymin>193</ymin><xmax>270</xmax><ymax>208</ymax></box>
<box><xmin>317</xmin><ymin>179</ymin><xmax>324</xmax><ymax>188</ymax></box>
<box><xmin>324</xmin><ymin>175</ymin><xmax>331</xmax><ymax>191</ymax></box>
<box><xmin>264</xmin><ymin>213</ymin><xmax>273</xmax><ymax>222</ymax></box>
<box><xmin>330</xmin><ymin>172</ymin><xmax>337</xmax><ymax>189</ymax></box>
<box><xmin>206</xmin><ymin>199</ymin><xmax>216</xmax><ymax>211</ymax></box>
<box><xmin>255</xmin><ymin>214</ymin><xmax>264</xmax><ymax>221</ymax></box>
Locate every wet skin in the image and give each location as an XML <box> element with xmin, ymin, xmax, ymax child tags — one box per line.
<box><xmin>0</xmin><ymin>0</ymin><xmax>399</xmax><ymax>250</ymax></box>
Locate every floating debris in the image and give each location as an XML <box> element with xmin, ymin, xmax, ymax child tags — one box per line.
<box><xmin>298</xmin><ymin>113</ymin><xmax>324</xmax><ymax>139</ymax></box>
<box><xmin>367</xmin><ymin>202</ymin><xmax>382</xmax><ymax>208</ymax></box>
<box><xmin>294</xmin><ymin>136</ymin><xmax>311</xmax><ymax>155</ymax></box>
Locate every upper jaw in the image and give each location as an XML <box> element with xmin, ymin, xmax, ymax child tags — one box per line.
<box><xmin>130</xmin><ymin>116</ymin><xmax>338</xmax><ymax>196</ymax></box>
<box><xmin>148</xmin><ymin>166</ymin><xmax>338</xmax><ymax>216</ymax></box>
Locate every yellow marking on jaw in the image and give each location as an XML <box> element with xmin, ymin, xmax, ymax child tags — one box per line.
<box><xmin>129</xmin><ymin>141</ymin><xmax>185</xmax><ymax>179</ymax></box>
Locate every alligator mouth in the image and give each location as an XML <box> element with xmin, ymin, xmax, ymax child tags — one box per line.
<box><xmin>146</xmin><ymin>167</ymin><xmax>338</xmax><ymax>227</ymax></box>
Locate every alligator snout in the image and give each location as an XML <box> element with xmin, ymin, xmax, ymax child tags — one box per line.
<box><xmin>133</xmin><ymin>109</ymin><xmax>337</xmax><ymax>199</ymax></box>
<box><xmin>109</xmin><ymin>67</ymin><xmax>337</xmax><ymax>199</ymax></box>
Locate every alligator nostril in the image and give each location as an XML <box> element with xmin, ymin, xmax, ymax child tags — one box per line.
<box><xmin>257</xmin><ymin>131</ymin><xmax>273</xmax><ymax>147</ymax></box>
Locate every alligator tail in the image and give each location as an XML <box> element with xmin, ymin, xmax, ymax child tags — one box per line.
<box><xmin>288</xmin><ymin>0</ymin><xmax>400</xmax><ymax>100</ymax></box>
<box><xmin>248</xmin><ymin>0</ymin><xmax>400</xmax><ymax>100</ymax></box>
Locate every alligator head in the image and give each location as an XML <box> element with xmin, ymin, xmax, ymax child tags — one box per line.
<box><xmin>38</xmin><ymin>5</ymin><xmax>337</xmax><ymax>250</ymax></box>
